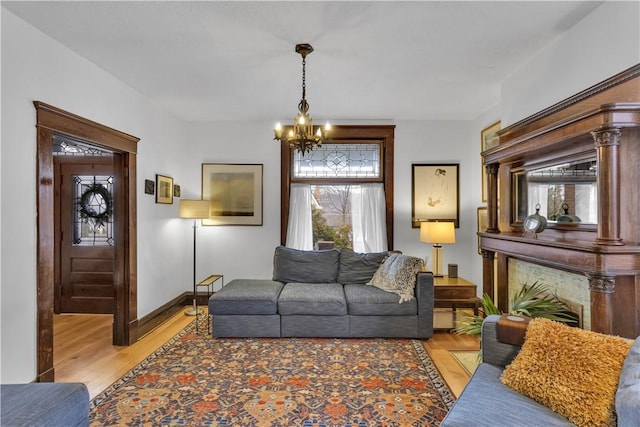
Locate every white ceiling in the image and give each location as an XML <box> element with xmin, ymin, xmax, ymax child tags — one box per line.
<box><xmin>3</xmin><ymin>1</ymin><xmax>604</xmax><ymax>122</ymax></box>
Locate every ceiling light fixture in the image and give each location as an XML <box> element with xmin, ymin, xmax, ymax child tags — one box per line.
<box><xmin>274</xmin><ymin>43</ymin><xmax>331</xmax><ymax>155</ymax></box>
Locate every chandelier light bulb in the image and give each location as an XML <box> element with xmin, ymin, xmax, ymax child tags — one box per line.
<box><xmin>274</xmin><ymin>122</ymin><xmax>283</xmax><ymax>139</ymax></box>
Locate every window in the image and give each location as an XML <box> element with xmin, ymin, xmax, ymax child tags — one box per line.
<box><xmin>281</xmin><ymin>125</ymin><xmax>395</xmax><ymax>251</ymax></box>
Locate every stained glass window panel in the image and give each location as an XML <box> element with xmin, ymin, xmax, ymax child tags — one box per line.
<box><xmin>73</xmin><ymin>175</ymin><xmax>115</xmax><ymax>246</ymax></box>
<box><xmin>293</xmin><ymin>143</ymin><xmax>381</xmax><ymax>179</ymax></box>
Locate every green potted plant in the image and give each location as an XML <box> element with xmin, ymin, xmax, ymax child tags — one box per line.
<box><xmin>455</xmin><ymin>281</ymin><xmax>575</xmax><ymax>335</ymax></box>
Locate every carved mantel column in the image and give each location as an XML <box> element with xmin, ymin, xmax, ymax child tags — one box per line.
<box><xmin>587</xmin><ymin>274</ymin><xmax>616</xmax><ymax>335</ymax></box>
<box><xmin>591</xmin><ymin>128</ymin><xmax>623</xmax><ymax>246</ymax></box>
<box><xmin>485</xmin><ymin>163</ymin><xmax>500</xmax><ymax>233</ymax></box>
<box><xmin>481</xmin><ymin>249</ymin><xmax>495</xmax><ymax>300</ymax></box>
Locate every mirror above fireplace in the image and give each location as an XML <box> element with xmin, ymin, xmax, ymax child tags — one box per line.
<box><xmin>513</xmin><ymin>159</ymin><xmax>598</xmax><ymax>226</ymax></box>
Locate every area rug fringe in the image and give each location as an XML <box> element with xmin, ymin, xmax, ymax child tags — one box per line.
<box><xmin>90</xmin><ymin>319</ymin><xmax>456</xmax><ymax>426</ymax></box>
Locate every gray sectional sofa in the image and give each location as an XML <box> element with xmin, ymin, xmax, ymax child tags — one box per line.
<box><xmin>209</xmin><ymin>246</ymin><xmax>434</xmax><ymax>339</ymax></box>
<box><xmin>441</xmin><ymin>315</ymin><xmax>640</xmax><ymax>427</ymax></box>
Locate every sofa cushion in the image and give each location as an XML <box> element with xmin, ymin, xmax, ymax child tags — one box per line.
<box><xmin>501</xmin><ymin>318</ymin><xmax>633</xmax><ymax>427</ymax></box>
<box><xmin>209</xmin><ymin>279</ymin><xmax>284</xmax><ymax>315</ymax></box>
<box><xmin>344</xmin><ymin>284</ymin><xmax>417</xmax><ymax>316</ymax></box>
<box><xmin>272</xmin><ymin>246</ymin><xmax>340</xmax><ymax>284</ymax></box>
<box><xmin>367</xmin><ymin>253</ymin><xmax>424</xmax><ymax>303</ymax></box>
<box><xmin>441</xmin><ymin>363</ymin><xmax>573</xmax><ymax>427</ymax></box>
<box><xmin>337</xmin><ymin>248</ymin><xmax>388</xmax><ymax>284</ymax></box>
<box><xmin>616</xmin><ymin>336</ymin><xmax>640</xmax><ymax>427</ymax></box>
<box><xmin>278</xmin><ymin>282</ymin><xmax>347</xmax><ymax>316</ymax></box>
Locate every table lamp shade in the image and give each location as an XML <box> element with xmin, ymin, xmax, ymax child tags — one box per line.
<box><xmin>419</xmin><ymin>221</ymin><xmax>455</xmax><ymax>277</ymax></box>
<box><xmin>179</xmin><ymin>199</ymin><xmax>210</xmax><ymax>219</ymax></box>
<box><xmin>420</xmin><ymin>221</ymin><xmax>456</xmax><ymax>244</ymax></box>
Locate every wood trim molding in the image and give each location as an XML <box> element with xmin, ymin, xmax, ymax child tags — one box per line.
<box><xmin>34</xmin><ymin>102</ymin><xmax>140</xmax><ymax>381</ymax></box>
<box><xmin>479</xmin><ymin>67</ymin><xmax>640</xmax><ymax>338</ymax></box>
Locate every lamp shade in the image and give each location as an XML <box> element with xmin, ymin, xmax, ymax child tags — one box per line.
<box><xmin>420</xmin><ymin>221</ymin><xmax>456</xmax><ymax>244</ymax></box>
<box><xmin>179</xmin><ymin>199</ymin><xmax>210</xmax><ymax>219</ymax></box>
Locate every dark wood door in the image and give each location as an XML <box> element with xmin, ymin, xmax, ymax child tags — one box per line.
<box><xmin>55</xmin><ymin>157</ymin><xmax>115</xmax><ymax>313</ymax></box>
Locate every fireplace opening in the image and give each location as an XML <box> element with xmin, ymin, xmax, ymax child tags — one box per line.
<box><xmin>537</xmin><ymin>289</ymin><xmax>584</xmax><ymax>329</ymax></box>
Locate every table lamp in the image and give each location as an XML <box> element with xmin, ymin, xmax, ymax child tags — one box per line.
<box><xmin>179</xmin><ymin>199</ymin><xmax>211</xmax><ymax>316</ymax></box>
<box><xmin>420</xmin><ymin>221</ymin><xmax>456</xmax><ymax>277</ymax></box>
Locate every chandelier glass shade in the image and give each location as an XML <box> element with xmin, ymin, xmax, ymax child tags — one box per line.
<box><xmin>274</xmin><ymin>43</ymin><xmax>331</xmax><ymax>155</ymax></box>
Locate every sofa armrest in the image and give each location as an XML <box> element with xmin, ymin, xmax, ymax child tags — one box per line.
<box><xmin>416</xmin><ymin>271</ymin><xmax>434</xmax><ymax>339</ymax></box>
<box><xmin>481</xmin><ymin>315</ymin><xmax>522</xmax><ymax>368</ymax></box>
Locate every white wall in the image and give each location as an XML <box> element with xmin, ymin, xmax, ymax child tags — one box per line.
<box><xmin>501</xmin><ymin>1</ymin><xmax>640</xmax><ymax>126</ymax></box>
<box><xmin>1</xmin><ymin>10</ymin><xmax>193</xmax><ymax>382</ymax></box>
<box><xmin>186</xmin><ymin>120</ymin><xmax>482</xmax><ymax>287</ymax></box>
<box><xmin>184</xmin><ymin>121</ymin><xmax>282</xmax><ymax>284</ymax></box>
<box><xmin>394</xmin><ymin>120</ymin><xmax>481</xmax><ymax>285</ymax></box>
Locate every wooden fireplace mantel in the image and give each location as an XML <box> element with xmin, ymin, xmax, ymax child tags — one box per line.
<box><xmin>480</xmin><ymin>64</ymin><xmax>640</xmax><ymax>338</ymax></box>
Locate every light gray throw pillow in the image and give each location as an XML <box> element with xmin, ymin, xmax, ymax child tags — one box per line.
<box><xmin>367</xmin><ymin>253</ymin><xmax>424</xmax><ymax>303</ymax></box>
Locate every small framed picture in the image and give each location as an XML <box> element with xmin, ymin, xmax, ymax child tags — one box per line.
<box><xmin>155</xmin><ymin>174</ymin><xmax>174</xmax><ymax>204</ymax></box>
<box><xmin>477</xmin><ymin>206</ymin><xmax>488</xmax><ymax>254</ymax></box>
<box><xmin>173</xmin><ymin>184</ymin><xmax>181</xmax><ymax>198</ymax></box>
<box><xmin>144</xmin><ymin>179</ymin><xmax>155</xmax><ymax>195</ymax></box>
<box><xmin>481</xmin><ymin>120</ymin><xmax>501</xmax><ymax>202</ymax></box>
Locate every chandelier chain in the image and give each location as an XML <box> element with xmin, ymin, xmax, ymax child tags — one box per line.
<box><xmin>301</xmin><ymin>56</ymin><xmax>306</xmax><ymax>101</ymax></box>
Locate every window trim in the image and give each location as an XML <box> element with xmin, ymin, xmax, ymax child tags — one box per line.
<box><xmin>281</xmin><ymin>125</ymin><xmax>395</xmax><ymax>249</ymax></box>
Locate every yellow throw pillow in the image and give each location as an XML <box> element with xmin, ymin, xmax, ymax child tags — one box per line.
<box><xmin>501</xmin><ymin>318</ymin><xmax>632</xmax><ymax>427</ymax></box>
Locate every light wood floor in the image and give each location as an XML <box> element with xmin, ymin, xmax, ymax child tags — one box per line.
<box><xmin>54</xmin><ymin>309</ymin><xmax>479</xmax><ymax>399</ymax></box>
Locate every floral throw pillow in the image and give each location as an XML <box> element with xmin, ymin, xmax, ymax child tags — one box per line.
<box><xmin>367</xmin><ymin>253</ymin><xmax>424</xmax><ymax>303</ymax></box>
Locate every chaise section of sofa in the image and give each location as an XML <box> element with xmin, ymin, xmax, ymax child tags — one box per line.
<box><xmin>209</xmin><ymin>246</ymin><xmax>434</xmax><ymax>338</ymax></box>
<box><xmin>208</xmin><ymin>279</ymin><xmax>284</xmax><ymax>337</ymax></box>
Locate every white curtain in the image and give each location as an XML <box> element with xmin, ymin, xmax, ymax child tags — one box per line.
<box><xmin>286</xmin><ymin>184</ymin><xmax>313</xmax><ymax>250</ymax></box>
<box><xmin>351</xmin><ymin>183</ymin><xmax>388</xmax><ymax>253</ymax></box>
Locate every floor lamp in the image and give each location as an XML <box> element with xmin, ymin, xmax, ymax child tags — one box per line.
<box><xmin>179</xmin><ymin>199</ymin><xmax>211</xmax><ymax>316</ymax></box>
<box><xmin>420</xmin><ymin>221</ymin><xmax>456</xmax><ymax>277</ymax></box>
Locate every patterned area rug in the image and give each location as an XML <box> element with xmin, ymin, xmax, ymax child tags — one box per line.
<box><xmin>90</xmin><ymin>320</ymin><xmax>455</xmax><ymax>426</ymax></box>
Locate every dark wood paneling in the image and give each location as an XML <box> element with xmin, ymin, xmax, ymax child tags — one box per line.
<box><xmin>35</xmin><ymin>102</ymin><xmax>139</xmax><ymax>381</ymax></box>
<box><xmin>480</xmin><ymin>64</ymin><xmax>640</xmax><ymax>338</ymax></box>
<box><xmin>36</xmin><ymin>127</ymin><xmax>55</xmax><ymax>382</ymax></box>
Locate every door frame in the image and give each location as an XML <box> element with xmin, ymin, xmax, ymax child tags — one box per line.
<box><xmin>35</xmin><ymin>101</ymin><xmax>140</xmax><ymax>382</ymax></box>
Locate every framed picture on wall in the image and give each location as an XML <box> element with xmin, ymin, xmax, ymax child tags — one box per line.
<box><xmin>411</xmin><ymin>163</ymin><xmax>459</xmax><ymax>228</ymax></box>
<box><xmin>477</xmin><ymin>206</ymin><xmax>488</xmax><ymax>254</ymax></box>
<box><xmin>155</xmin><ymin>174</ymin><xmax>173</xmax><ymax>204</ymax></box>
<box><xmin>481</xmin><ymin>120</ymin><xmax>501</xmax><ymax>202</ymax></box>
<box><xmin>201</xmin><ymin>163</ymin><xmax>263</xmax><ymax>226</ymax></box>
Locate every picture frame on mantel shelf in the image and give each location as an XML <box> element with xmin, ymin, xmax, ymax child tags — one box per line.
<box><xmin>155</xmin><ymin>174</ymin><xmax>173</xmax><ymax>204</ymax></box>
<box><xmin>411</xmin><ymin>163</ymin><xmax>459</xmax><ymax>228</ymax></box>
<box><xmin>201</xmin><ymin>163</ymin><xmax>263</xmax><ymax>226</ymax></box>
<box><xmin>477</xmin><ymin>206</ymin><xmax>488</xmax><ymax>255</ymax></box>
<box><xmin>481</xmin><ymin>120</ymin><xmax>501</xmax><ymax>202</ymax></box>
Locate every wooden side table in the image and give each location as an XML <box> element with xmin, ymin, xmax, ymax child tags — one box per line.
<box><xmin>434</xmin><ymin>275</ymin><xmax>480</xmax><ymax>330</ymax></box>
<box><xmin>196</xmin><ymin>274</ymin><xmax>223</xmax><ymax>334</ymax></box>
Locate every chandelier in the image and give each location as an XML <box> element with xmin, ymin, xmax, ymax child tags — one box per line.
<box><xmin>274</xmin><ymin>43</ymin><xmax>331</xmax><ymax>155</ymax></box>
